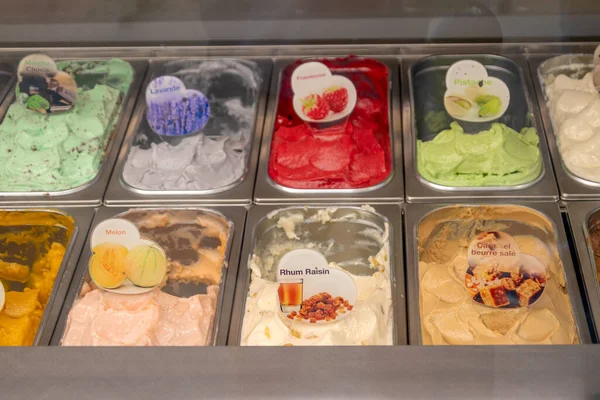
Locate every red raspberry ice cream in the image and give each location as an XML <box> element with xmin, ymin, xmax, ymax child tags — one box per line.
<box><xmin>268</xmin><ymin>56</ymin><xmax>391</xmax><ymax>189</ymax></box>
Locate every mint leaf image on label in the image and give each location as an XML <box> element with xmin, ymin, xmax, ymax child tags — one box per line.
<box><xmin>26</xmin><ymin>94</ymin><xmax>50</xmax><ymax>112</ymax></box>
<box><xmin>465</xmin><ymin>231</ymin><xmax>547</xmax><ymax>308</ymax></box>
<box><xmin>17</xmin><ymin>54</ymin><xmax>78</xmax><ymax>114</ymax></box>
<box><xmin>443</xmin><ymin>60</ymin><xmax>510</xmax><ymax>122</ymax></box>
<box><xmin>89</xmin><ymin>218</ymin><xmax>167</xmax><ymax>295</ymax></box>
<box><xmin>276</xmin><ymin>249</ymin><xmax>357</xmax><ymax>323</ymax></box>
<box><xmin>145</xmin><ymin>75</ymin><xmax>210</xmax><ymax>137</ymax></box>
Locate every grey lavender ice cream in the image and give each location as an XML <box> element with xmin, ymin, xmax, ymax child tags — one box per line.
<box><xmin>122</xmin><ymin>59</ymin><xmax>262</xmax><ymax>191</ymax></box>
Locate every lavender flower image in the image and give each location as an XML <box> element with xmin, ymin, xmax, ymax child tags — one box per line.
<box><xmin>146</xmin><ymin>82</ymin><xmax>210</xmax><ymax>137</ymax></box>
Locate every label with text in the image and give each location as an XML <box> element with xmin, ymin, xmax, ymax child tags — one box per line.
<box><xmin>465</xmin><ymin>231</ymin><xmax>546</xmax><ymax>308</ymax></box>
<box><xmin>89</xmin><ymin>218</ymin><xmax>167</xmax><ymax>294</ymax></box>
<box><xmin>17</xmin><ymin>54</ymin><xmax>77</xmax><ymax>114</ymax></box>
<box><xmin>276</xmin><ymin>249</ymin><xmax>357</xmax><ymax>323</ymax></box>
<box><xmin>145</xmin><ymin>75</ymin><xmax>210</xmax><ymax>137</ymax></box>
<box><xmin>444</xmin><ymin>60</ymin><xmax>510</xmax><ymax>122</ymax></box>
<box><xmin>290</xmin><ymin>62</ymin><xmax>357</xmax><ymax>125</ymax></box>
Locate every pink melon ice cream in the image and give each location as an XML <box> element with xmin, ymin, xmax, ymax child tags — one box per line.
<box><xmin>61</xmin><ymin>284</ymin><xmax>218</xmax><ymax>346</ymax></box>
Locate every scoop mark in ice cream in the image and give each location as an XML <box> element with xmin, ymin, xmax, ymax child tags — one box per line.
<box><xmin>417</xmin><ymin>122</ymin><xmax>542</xmax><ymax>187</ymax></box>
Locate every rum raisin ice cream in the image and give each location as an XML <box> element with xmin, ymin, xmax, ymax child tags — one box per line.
<box><xmin>241</xmin><ymin>207</ymin><xmax>393</xmax><ymax>346</ymax></box>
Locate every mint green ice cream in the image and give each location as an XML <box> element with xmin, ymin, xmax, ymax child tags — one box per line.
<box><xmin>417</xmin><ymin>122</ymin><xmax>542</xmax><ymax>187</ymax></box>
<box><xmin>0</xmin><ymin>59</ymin><xmax>133</xmax><ymax>192</ymax></box>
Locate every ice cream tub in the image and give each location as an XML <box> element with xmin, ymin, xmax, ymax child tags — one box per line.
<box><xmin>565</xmin><ymin>201</ymin><xmax>600</xmax><ymax>340</ymax></box>
<box><xmin>403</xmin><ymin>54</ymin><xmax>558</xmax><ymax>202</ymax></box>
<box><xmin>0</xmin><ymin>57</ymin><xmax>147</xmax><ymax>206</ymax></box>
<box><xmin>405</xmin><ymin>202</ymin><xmax>590</xmax><ymax>345</ymax></box>
<box><xmin>253</xmin><ymin>56</ymin><xmax>403</xmax><ymax>204</ymax></box>
<box><xmin>229</xmin><ymin>204</ymin><xmax>405</xmax><ymax>346</ymax></box>
<box><xmin>531</xmin><ymin>53</ymin><xmax>600</xmax><ymax>200</ymax></box>
<box><xmin>104</xmin><ymin>58</ymin><xmax>271</xmax><ymax>206</ymax></box>
<box><xmin>51</xmin><ymin>206</ymin><xmax>245</xmax><ymax>346</ymax></box>
<box><xmin>0</xmin><ymin>207</ymin><xmax>94</xmax><ymax>346</ymax></box>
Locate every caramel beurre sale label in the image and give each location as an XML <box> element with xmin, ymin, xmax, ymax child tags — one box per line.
<box><xmin>465</xmin><ymin>231</ymin><xmax>547</xmax><ymax>308</ymax></box>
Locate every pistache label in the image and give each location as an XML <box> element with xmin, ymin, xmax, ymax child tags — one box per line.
<box><xmin>276</xmin><ymin>249</ymin><xmax>357</xmax><ymax>324</ymax></box>
<box><xmin>145</xmin><ymin>75</ymin><xmax>210</xmax><ymax>137</ymax></box>
<box><xmin>465</xmin><ymin>231</ymin><xmax>547</xmax><ymax>308</ymax></box>
<box><xmin>17</xmin><ymin>54</ymin><xmax>77</xmax><ymax>114</ymax></box>
<box><xmin>443</xmin><ymin>60</ymin><xmax>510</xmax><ymax>123</ymax></box>
<box><xmin>89</xmin><ymin>218</ymin><xmax>167</xmax><ymax>295</ymax></box>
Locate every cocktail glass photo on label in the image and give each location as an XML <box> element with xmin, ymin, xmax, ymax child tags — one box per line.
<box><xmin>278</xmin><ymin>279</ymin><xmax>303</xmax><ymax>313</ymax></box>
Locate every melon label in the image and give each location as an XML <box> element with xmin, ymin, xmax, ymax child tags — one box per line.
<box><xmin>89</xmin><ymin>218</ymin><xmax>167</xmax><ymax>295</ymax></box>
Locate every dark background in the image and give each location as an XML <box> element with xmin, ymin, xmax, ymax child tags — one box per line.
<box><xmin>1</xmin><ymin>0</ymin><xmax>599</xmax><ymax>45</ymax></box>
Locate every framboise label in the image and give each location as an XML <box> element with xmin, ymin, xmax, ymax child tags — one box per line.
<box><xmin>17</xmin><ymin>54</ymin><xmax>78</xmax><ymax>114</ymax></box>
<box><xmin>290</xmin><ymin>62</ymin><xmax>357</xmax><ymax>125</ymax></box>
<box><xmin>89</xmin><ymin>218</ymin><xmax>167</xmax><ymax>295</ymax></box>
<box><xmin>444</xmin><ymin>60</ymin><xmax>510</xmax><ymax>122</ymax></box>
<box><xmin>145</xmin><ymin>75</ymin><xmax>210</xmax><ymax>137</ymax></box>
<box><xmin>465</xmin><ymin>231</ymin><xmax>546</xmax><ymax>308</ymax></box>
<box><xmin>276</xmin><ymin>249</ymin><xmax>357</xmax><ymax>324</ymax></box>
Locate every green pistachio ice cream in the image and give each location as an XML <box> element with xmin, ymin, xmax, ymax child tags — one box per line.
<box><xmin>0</xmin><ymin>59</ymin><xmax>133</xmax><ymax>192</ymax></box>
<box><xmin>417</xmin><ymin>122</ymin><xmax>542</xmax><ymax>187</ymax></box>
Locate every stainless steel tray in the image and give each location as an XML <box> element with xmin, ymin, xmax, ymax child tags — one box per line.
<box><xmin>405</xmin><ymin>201</ymin><xmax>591</xmax><ymax>345</ymax></box>
<box><xmin>403</xmin><ymin>54</ymin><xmax>558</xmax><ymax>202</ymax></box>
<box><xmin>228</xmin><ymin>204</ymin><xmax>405</xmax><ymax>345</ymax></box>
<box><xmin>51</xmin><ymin>205</ymin><xmax>246</xmax><ymax>346</ymax></box>
<box><xmin>0</xmin><ymin>207</ymin><xmax>94</xmax><ymax>345</ymax></box>
<box><xmin>564</xmin><ymin>201</ymin><xmax>600</xmax><ymax>340</ymax></box>
<box><xmin>253</xmin><ymin>56</ymin><xmax>404</xmax><ymax>204</ymax></box>
<box><xmin>0</xmin><ymin>60</ymin><xmax>14</xmax><ymax>108</ymax></box>
<box><xmin>104</xmin><ymin>58</ymin><xmax>272</xmax><ymax>206</ymax></box>
<box><xmin>0</xmin><ymin>55</ymin><xmax>147</xmax><ymax>206</ymax></box>
<box><xmin>530</xmin><ymin>53</ymin><xmax>600</xmax><ymax>200</ymax></box>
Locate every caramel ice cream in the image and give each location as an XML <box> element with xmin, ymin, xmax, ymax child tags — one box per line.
<box><xmin>418</xmin><ymin>205</ymin><xmax>578</xmax><ymax>345</ymax></box>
